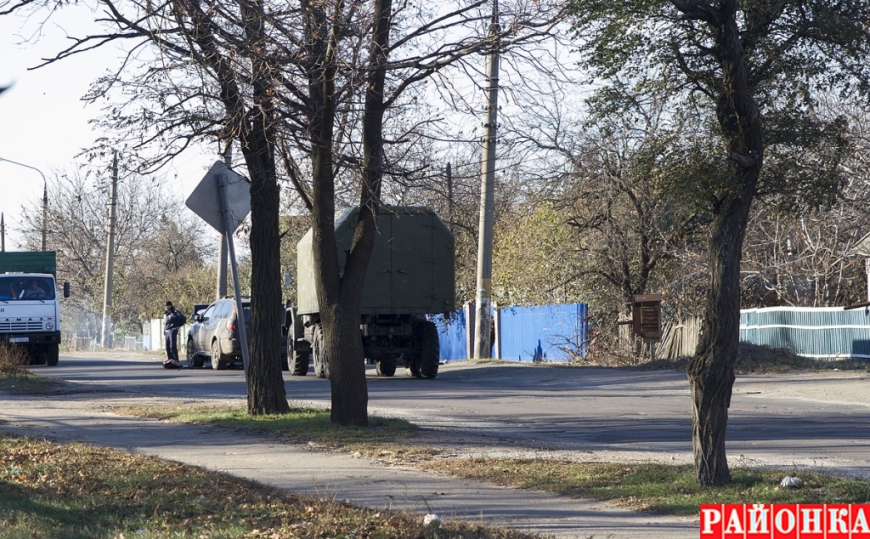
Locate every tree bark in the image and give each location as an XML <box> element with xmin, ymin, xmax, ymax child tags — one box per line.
<box><xmin>302</xmin><ymin>0</ymin><xmax>371</xmax><ymax>426</ymax></box>
<box><xmin>240</xmin><ymin>0</ymin><xmax>289</xmax><ymax>415</ymax></box>
<box><xmin>687</xmin><ymin>196</ymin><xmax>751</xmax><ymax>485</ymax></box>
<box><xmin>324</xmin><ymin>0</ymin><xmax>391</xmax><ymax>426</ymax></box>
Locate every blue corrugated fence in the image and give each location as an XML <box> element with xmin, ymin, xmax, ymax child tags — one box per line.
<box><xmin>430</xmin><ymin>310</ymin><xmax>467</xmax><ymax>362</ymax></box>
<box><xmin>431</xmin><ymin>303</ymin><xmax>588</xmax><ymax>362</ymax></box>
<box><xmin>498</xmin><ymin>304</ymin><xmax>587</xmax><ymax>362</ymax></box>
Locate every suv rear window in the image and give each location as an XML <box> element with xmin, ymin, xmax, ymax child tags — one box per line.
<box><xmin>214</xmin><ymin>301</ymin><xmax>233</xmax><ymax>319</ymax></box>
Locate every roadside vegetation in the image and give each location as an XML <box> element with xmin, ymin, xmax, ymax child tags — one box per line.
<box><xmin>0</xmin><ymin>435</ymin><xmax>538</xmax><ymax>539</ymax></box>
<box><xmin>477</xmin><ymin>342</ymin><xmax>870</xmax><ymax>375</ymax></box>
<box><xmin>120</xmin><ymin>402</ymin><xmax>870</xmax><ymax>516</ymax></box>
<box><xmin>423</xmin><ymin>460</ymin><xmax>870</xmax><ymax>516</ymax></box>
<box><xmin>0</xmin><ymin>344</ymin><xmax>61</xmax><ymax>394</ymax></box>
<box><xmin>118</xmin><ymin>404</ymin><xmax>422</xmax><ymax>453</ymax></box>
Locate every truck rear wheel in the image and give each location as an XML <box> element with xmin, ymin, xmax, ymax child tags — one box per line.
<box><xmin>312</xmin><ymin>326</ymin><xmax>330</xmax><ymax>379</ymax></box>
<box><xmin>291</xmin><ymin>351</ymin><xmax>309</xmax><ymax>376</ymax></box>
<box><xmin>405</xmin><ymin>355</ymin><xmax>420</xmax><ymax>378</ymax></box>
<box><xmin>46</xmin><ymin>344</ymin><xmax>59</xmax><ymax>366</ymax></box>
<box><xmin>376</xmin><ymin>356</ymin><xmax>396</xmax><ymax>377</ymax></box>
<box><xmin>419</xmin><ymin>321</ymin><xmax>439</xmax><ymax>379</ymax></box>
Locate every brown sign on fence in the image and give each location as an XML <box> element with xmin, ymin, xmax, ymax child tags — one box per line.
<box><xmin>632</xmin><ymin>294</ymin><xmax>662</xmax><ymax>342</ymax></box>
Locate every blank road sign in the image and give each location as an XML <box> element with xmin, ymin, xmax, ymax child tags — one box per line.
<box><xmin>185</xmin><ymin>160</ymin><xmax>251</xmax><ymax>233</ymax></box>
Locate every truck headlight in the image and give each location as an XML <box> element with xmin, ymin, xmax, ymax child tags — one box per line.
<box><xmin>45</xmin><ymin>321</ymin><xmax>54</xmax><ymax>330</ymax></box>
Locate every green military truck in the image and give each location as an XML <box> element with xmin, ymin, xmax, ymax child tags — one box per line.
<box><xmin>287</xmin><ymin>206</ymin><xmax>455</xmax><ymax>379</ymax></box>
<box><xmin>0</xmin><ymin>251</ymin><xmax>70</xmax><ymax>365</ymax></box>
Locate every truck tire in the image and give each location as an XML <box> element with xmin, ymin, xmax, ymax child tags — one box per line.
<box><xmin>210</xmin><ymin>340</ymin><xmax>225</xmax><ymax>370</ymax></box>
<box><xmin>405</xmin><ymin>355</ymin><xmax>420</xmax><ymax>378</ymax></box>
<box><xmin>419</xmin><ymin>320</ymin><xmax>439</xmax><ymax>379</ymax></box>
<box><xmin>376</xmin><ymin>356</ymin><xmax>396</xmax><ymax>377</ymax></box>
<box><xmin>187</xmin><ymin>338</ymin><xmax>204</xmax><ymax>368</ymax></box>
<box><xmin>29</xmin><ymin>347</ymin><xmax>46</xmax><ymax>366</ymax></box>
<box><xmin>312</xmin><ymin>326</ymin><xmax>330</xmax><ymax>379</ymax></box>
<box><xmin>46</xmin><ymin>344</ymin><xmax>59</xmax><ymax>366</ymax></box>
<box><xmin>291</xmin><ymin>351</ymin><xmax>309</xmax><ymax>376</ymax></box>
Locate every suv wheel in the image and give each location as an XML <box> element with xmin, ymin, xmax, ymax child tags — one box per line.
<box><xmin>187</xmin><ymin>338</ymin><xmax>204</xmax><ymax>368</ymax></box>
<box><xmin>210</xmin><ymin>340</ymin><xmax>225</xmax><ymax>370</ymax></box>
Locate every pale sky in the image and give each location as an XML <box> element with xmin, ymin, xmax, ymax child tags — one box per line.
<box><xmin>0</xmin><ymin>6</ymin><xmax>216</xmax><ymax>249</ymax></box>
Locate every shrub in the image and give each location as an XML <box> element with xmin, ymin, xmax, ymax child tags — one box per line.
<box><xmin>0</xmin><ymin>342</ymin><xmax>30</xmax><ymax>375</ymax></box>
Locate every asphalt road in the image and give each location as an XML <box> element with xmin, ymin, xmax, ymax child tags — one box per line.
<box><xmin>31</xmin><ymin>351</ymin><xmax>870</xmax><ymax>477</ymax></box>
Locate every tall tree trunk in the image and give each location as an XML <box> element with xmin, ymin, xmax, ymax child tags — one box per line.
<box><xmin>244</xmin><ymin>131</ymin><xmax>289</xmax><ymax>415</ymax></box>
<box><xmin>687</xmin><ymin>195</ymin><xmax>752</xmax><ymax>485</ymax></box>
<box><xmin>303</xmin><ymin>0</ymin><xmax>371</xmax><ymax>426</ymax></box>
<box><xmin>326</xmin><ymin>0</ymin><xmax>391</xmax><ymax>426</ymax></box>
<box><xmin>182</xmin><ymin>0</ymin><xmax>289</xmax><ymax>415</ymax></box>
<box><xmin>681</xmin><ymin>0</ymin><xmax>763</xmax><ymax>486</ymax></box>
<box><xmin>241</xmin><ymin>0</ymin><xmax>289</xmax><ymax>415</ymax></box>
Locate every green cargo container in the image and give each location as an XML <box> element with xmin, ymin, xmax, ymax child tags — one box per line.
<box><xmin>0</xmin><ymin>251</ymin><xmax>57</xmax><ymax>276</ymax></box>
<box><xmin>289</xmin><ymin>206</ymin><xmax>455</xmax><ymax>380</ymax></box>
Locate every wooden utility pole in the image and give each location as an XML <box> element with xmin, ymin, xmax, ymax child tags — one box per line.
<box><xmin>101</xmin><ymin>152</ymin><xmax>118</xmax><ymax>348</ymax></box>
<box><xmin>473</xmin><ymin>0</ymin><xmax>500</xmax><ymax>359</ymax></box>
<box><xmin>1</xmin><ymin>212</ymin><xmax>5</xmax><ymax>252</ymax></box>
<box><xmin>446</xmin><ymin>163</ymin><xmax>454</xmax><ymax>235</ymax></box>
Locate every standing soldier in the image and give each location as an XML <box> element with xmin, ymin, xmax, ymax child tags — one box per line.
<box><xmin>162</xmin><ymin>301</ymin><xmax>186</xmax><ymax>369</ymax></box>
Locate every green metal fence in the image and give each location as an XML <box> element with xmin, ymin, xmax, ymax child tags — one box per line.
<box><xmin>740</xmin><ymin>307</ymin><xmax>870</xmax><ymax>359</ymax></box>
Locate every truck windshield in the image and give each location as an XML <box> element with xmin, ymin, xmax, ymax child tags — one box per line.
<box><xmin>0</xmin><ymin>276</ymin><xmax>56</xmax><ymax>301</ymax></box>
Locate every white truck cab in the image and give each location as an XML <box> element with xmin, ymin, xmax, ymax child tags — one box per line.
<box><xmin>0</xmin><ymin>252</ymin><xmax>69</xmax><ymax>366</ymax></box>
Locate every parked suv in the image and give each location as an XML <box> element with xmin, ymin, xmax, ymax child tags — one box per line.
<box><xmin>186</xmin><ymin>298</ymin><xmax>251</xmax><ymax>369</ymax></box>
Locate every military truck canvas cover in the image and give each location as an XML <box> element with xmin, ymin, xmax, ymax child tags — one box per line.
<box><xmin>296</xmin><ymin>206</ymin><xmax>455</xmax><ymax>316</ymax></box>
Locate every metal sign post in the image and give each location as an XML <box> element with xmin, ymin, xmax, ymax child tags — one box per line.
<box><xmin>217</xmin><ymin>174</ymin><xmax>250</xmax><ymax>378</ymax></box>
<box><xmin>185</xmin><ymin>160</ymin><xmax>252</xmax><ymax>382</ymax></box>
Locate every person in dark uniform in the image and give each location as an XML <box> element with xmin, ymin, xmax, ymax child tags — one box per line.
<box><xmin>162</xmin><ymin>301</ymin><xmax>186</xmax><ymax>369</ymax></box>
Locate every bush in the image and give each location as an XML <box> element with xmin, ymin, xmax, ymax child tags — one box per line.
<box><xmin>0</xmin><ymin>342</ymin><xmax>30</xmax><ymax>375</ymax></box>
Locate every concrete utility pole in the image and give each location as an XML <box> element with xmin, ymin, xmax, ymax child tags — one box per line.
<box><xmin>42</xmin><ymin>180</ymin><xmax>48</xmax><ymax>251</ymax></box>
<box><xmin>101</xmin><ymin>152</ymin><xmax>119</xmax><ymax>348</ymax></box>
<box><xmin>473</xmin><ymin>0</ymin><xmax>500</xmax><ymax>359</ymax></box>
<box><xmin>216</xmin><ymin>142</ymin><xmax>231</xmax><ymax>299</ymax></box>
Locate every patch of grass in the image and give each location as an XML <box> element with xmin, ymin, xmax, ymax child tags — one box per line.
<box><xmin>422</xmin><ymin>459</ymin><xmax>870</xmax><ymax>516</ymax></box>
<box><xmin>0</xmin><ymin>434</ymin><xmax>539</xmax><ymax>539</ymax></box>
<box><xmin>0</xmin><ymin>372</ymin><xmax>63</xmax><ymax>394</ymax></box>
<box><xmin>119</xmin><ymin>404</ymin><xmax>418</xmax><ymax>452</ymax></box>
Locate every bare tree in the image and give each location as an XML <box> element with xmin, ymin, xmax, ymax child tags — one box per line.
<box><xmin>17</xmin><ymin>168</ymin><xmax>211</xmax><ymax>339</ymax></box>
<box><xmin>4</xmin><ymin>0</ymin><xmax>563</xmax><ymax>422</ymax></box>
<box><xmin>567</xmin><ymin>0</ymin><xmax>870</xmax><ymax>486</ymax></box>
